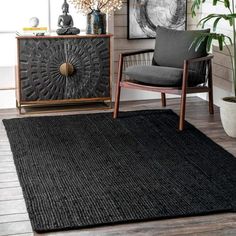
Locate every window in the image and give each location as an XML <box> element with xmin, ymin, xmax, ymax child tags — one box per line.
<box><xmin>0</xmin><ymin>0</ymin><xmax>49</xmax><ymax>32</ymax></box>
<box><xmin>50</xmin><ymin>0</ymin><xmax>86</xmax><ymax>32</ymax></box>
<box><xmin>0</xmin><ymin>0</ymin><xmax>86</xmax><ymax>89</ymax></box>
<box><xmin>0</xmin><ymin>0</ymin><xmax>86</xmax><ymax>33</ymax></box>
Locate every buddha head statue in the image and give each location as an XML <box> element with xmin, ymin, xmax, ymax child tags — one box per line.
<box><xmin>62</xmin><ymin>0</ymin><xmax>69</xmax><ymax>14</ymax></box>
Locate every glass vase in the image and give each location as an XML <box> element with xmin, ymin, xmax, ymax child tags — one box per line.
<box><xmin>86</xmin><ymin>9</ymin><xmax>106</xmax><ymax>34</ymax></box>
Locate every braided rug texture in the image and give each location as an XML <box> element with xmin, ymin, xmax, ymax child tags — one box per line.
<box><xmin>3</xmin><ymin>110</ymin><xmax>236</xmax><ymax>232</ymax></box>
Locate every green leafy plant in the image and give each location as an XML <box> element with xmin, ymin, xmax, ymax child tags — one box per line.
<box><xmin>191</xmin><ymin>0</ymin><xmax>236</xmax><ymax>96</ymax></box>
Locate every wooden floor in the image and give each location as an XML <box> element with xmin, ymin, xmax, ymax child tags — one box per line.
<box><xmin>0</xmin><ymin>97</ymin><xmax>236</xmax><ymax>236</ymax></box>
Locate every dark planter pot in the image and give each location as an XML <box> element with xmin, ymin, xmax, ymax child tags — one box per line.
<box><xmin>86</xmin><ymin>9</ymin><xmax>106</xmax><ymax>34</ymax></box>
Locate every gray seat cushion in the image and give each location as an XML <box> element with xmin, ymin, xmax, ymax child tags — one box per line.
<box><xmin>124</xmin><ymin>65</ymin><xmax>205</xmax><ymax>87</ymax></box>
<box><xmin>153</xmin><ymin>26</ymin><xmax>210</xmax><ymax>68</ymax></box>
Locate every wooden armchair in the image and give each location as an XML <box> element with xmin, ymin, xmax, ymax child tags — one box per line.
<box><xmin>113</xmin><ymin>26</ymin><xmax>214</xmax><ymax>131</ymax></box>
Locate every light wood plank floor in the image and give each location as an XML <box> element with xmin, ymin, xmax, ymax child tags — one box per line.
<box><xmin>0</xmin><ymin>97</ymin><xmax>236</xmax><ymax>236</ymax></box>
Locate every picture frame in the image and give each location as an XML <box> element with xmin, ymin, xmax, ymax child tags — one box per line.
<box><xmin>127</xmin><ymin>0</ymin><xmax>187</xmax><ymax>40</ymax></box>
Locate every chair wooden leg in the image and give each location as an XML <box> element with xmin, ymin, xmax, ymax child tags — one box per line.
<box><xmin>179</xmin><ymin>90</ymin><xmax>187</xmax><ymax>131</ymax></box>
<box><xmin>161</xmin><ymin>93</ymin><xmax>166</xmax><ymax>107</ymax></box>
<box><xmin>208</xmin><ymin>88</ymin><xmax>214</xmax><ymax>115</ymax></box>
<box><xmin>113</xmin><ymin>54</ymin><xmax>123</xmax><ymax>119</ymax></box>
<box><xmin>113</xmin><ymin>81</ymin><xmax>121</xmax><ymax>118</ymax></box>
<box><xmin>208</xmin><ymin>61</ymin><xmax>214</xmax><ymax>114</ymax></box>
<box><xmin>179</xmin><ymin>61</ymin><xmax>188</xmax><ymax>131</ymax></box>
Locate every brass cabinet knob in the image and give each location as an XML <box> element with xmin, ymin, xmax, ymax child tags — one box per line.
<box><xmin>59</xmin><ymin>63</ymin><xmax>74</xmax><ymax>76</ymax></box>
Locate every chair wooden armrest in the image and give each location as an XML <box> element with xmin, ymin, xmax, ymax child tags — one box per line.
<box><xmin>182</xmin><ymin>54</ymin><xmax>214</xmax><ymax>85</ymax></box>
<box><xmin>120</xmin><ymin>49</ymin><xmax>154</xmax><ymax>58</ymax></box>
<box><xmin>185</xmin><ymin>54</ymin><xmax>214</xmax><ymax>64</ymax></box>
<box><xmin>117</xmin><ymin>49</ymin><xmax>154</xmax><ymax>84</ymax></box>
<box><xmin>182</xmin><ymin>54</ymin><xmax>214</xmax><ymax>84</ymax></box>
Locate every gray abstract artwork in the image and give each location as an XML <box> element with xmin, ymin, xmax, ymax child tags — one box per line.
<box><xmin>128</xmin><ymin>0</ymin><xmax>186</xmax><ymax>39</ymax></box>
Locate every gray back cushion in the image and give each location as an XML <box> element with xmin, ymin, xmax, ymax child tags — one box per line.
<box><xmin>153</xmin><ymin>26</ymin><xmax>210</xmax><ymax>68</ymax></box>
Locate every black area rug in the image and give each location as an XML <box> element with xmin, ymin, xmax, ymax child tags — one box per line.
<box><xmin>3</xmin><ymin>110</ymin><xmax>236</xmax><ymax>233</ymax></box>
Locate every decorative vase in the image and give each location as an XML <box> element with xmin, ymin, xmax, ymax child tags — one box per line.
<box><xmin>86</xmin><ymin>9</ymin><xmax>106</xmax><ymax>34</ymax></box>
<box><xmin>220</xmin><ymin>97</ymin><xmax>236</xmax><ymax>138</ymax></box>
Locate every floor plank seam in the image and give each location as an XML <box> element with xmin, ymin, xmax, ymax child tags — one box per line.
<box><xmin>0</xmin><ymin>172</ymin><xmax>17</xmax><ymax>174</ymax></box>
<box><xmin>0</xmin><ymin>219</ymin><xmax>30</xmax><ymax>225</ymax></box>
<box><xmin>0</xmin><ymin>212</ymin><xmax>28</xmax><ymax>216</ymax></box>
<box><xmin>0</xmin><ymin>198</ymin><xmax>24</xmax><ymax>202</ymax></box>
<box><xmin>0</xmin><ymin>181</ymin><xmax>19</xmax><ymax>184</ymax></box>
<box><xmin>0</xmin><ymin>212</ymin><xmax>28</xmax><ymax>217</ymax></box>
<box><xmin>0</xmin><ymin>186</ymin><xmax>20</xmax><ymax>190</ymax></box>
<box><xmin>3</xmin><ymin>232</ymin><xmax>33</xmax><ymax>236</ymax></box>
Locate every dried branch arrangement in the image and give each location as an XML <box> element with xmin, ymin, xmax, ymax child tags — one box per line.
<box><xmin>69</xmin><ymin>0</ymin><xmax>123</xmax><ymax>14</ymax></box>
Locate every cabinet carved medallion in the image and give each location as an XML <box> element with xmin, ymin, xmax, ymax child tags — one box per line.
<box><xmin>16</xmin><ymin>35</ymin><xmax>112</xmax><ymax>110</ymax></box>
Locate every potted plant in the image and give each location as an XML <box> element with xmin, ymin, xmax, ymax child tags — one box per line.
<box><xmin>191</xmin><ymin>0</ymin><xmax>236</xmax><ymax>137</ymax></box>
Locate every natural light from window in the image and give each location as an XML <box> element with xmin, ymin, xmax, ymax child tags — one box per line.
<box><xmin>51</xmin><ymin>0</ymin><xmax>86</xmax><ymax>32</ymax></box>
<box><xmin>0</xmin><ymin>0</ymin><xmax>86</xmax><ymax>90</ymax></box>
<box><xmin>0</xmin><ymin>0</ymin><xmax>49</xmax><ymax>32</ymax></box>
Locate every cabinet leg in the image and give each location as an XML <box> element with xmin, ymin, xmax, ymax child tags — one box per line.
<box><xmin>161</xmin><ymin>93</ymin><xmax>166</xmax><ymax>107</ymax></box>
<box><xmin>16</xmin><ymin>100</ymin><xmax>23</xmax><ymax>114</ymax></box>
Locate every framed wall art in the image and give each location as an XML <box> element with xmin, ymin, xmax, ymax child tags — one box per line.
<box><xmin>127</xmin><ymin>0</ymin><xmax>187</xmax><ymax>39</ymax></box>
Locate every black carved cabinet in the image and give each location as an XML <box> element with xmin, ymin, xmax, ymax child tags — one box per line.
<box><xmin>16</xmin><ymin>35</ymin><xmax>111</xmax><ymax>110</ymax></box>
